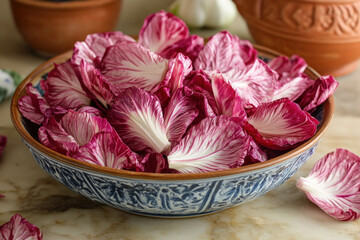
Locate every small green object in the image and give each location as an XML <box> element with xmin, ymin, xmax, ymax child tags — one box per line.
<box><xmin>0</xmin><ymin>69</ymin><xmax>21</xmax><ymax>103</ymax></box>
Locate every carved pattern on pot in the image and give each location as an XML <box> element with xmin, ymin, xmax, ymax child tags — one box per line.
<box><xmin>239</xmin><ymin>0</ymin><xmax>360</xmax><ymax>37</ymax></box>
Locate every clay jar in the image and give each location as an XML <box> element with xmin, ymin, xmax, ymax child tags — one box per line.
<box><xmin>10</xmin><ymin>0</ymin><xmax>122</xmax><ymax>57</ymax></box>
<box><xmin>234</xmin><ymin>0</ymin><xmax>360</xmax><ymax>76</ymax></box>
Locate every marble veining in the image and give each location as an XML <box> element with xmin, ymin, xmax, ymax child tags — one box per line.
<box><xmin>1</xmin><ymin>0</ymin><xmax>360</xmax><ymax>238</ymax></box>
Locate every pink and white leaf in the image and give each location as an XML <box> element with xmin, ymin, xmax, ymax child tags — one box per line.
<box><xmin>39</xmin><ymin>116</ymin><xmax>80</xmax><ymax>155</ymax></box>
<box><xmin>107</xmin><ymin>87</ymin><xmax>171</xmax><ymax>153</ymax></box>
<box><xmin>79</xmin><ymin>61</ymin><xmax>116</xmax><ymax>107</ymax></box>
<box><xmin>210</xmin><ymin>72</ymin><xmax>247</xmax><ymax>119</ymax></box>
<box><xmin>160</xmin><ymin>53</ymin><xmax>193</xmax><ymax>94</ymax></box>
<box><xmin>159</xmin><ymin>34</ymin><xmax>204</xmax><ymax>61</ymax></box>
<box><xmin>43</xmin><ymin>61</ymin><xmax>91</xmax><ymax>109</ymax></box>
<box><xmin>39</xmin><ymin>110</ymin><xmax>115</xmax><ymax>155</ymax></box>
<box><xmin>72</xmin><ymin>132</ymin><xmax>137</xmax><ymax>170</ymax></box>
<box><xmin>296</xmin><ymin>148</ymin><xmax>360</xmax><ymax>221</ymax></box>
<box><xmin>268</xmin><ymin>55</ymin><xmax>307</xmax><ymax>77</ymax></box>
<box><xmin>296</xmin><ymin>75</ymin><xmax>339</xmax><ymax>112</ymax></box>
<box><xmin>244</xmin><ymin>137</ymin><xmax>268</xmax><ymax>165</ymax></box>
<box><xmin>224</xmin><ymin>59</ymin><xmax>277</xmax><ymax>108</ymax></box>
<box><xmin>71</xmin><ymin>41</ymin><xmax>98</xmax><ymax>66</ymax></box>
<box><xmin>167</xmin><ymin>116</ymin><xmax>250</xmax><ymax>173</ymax></box>
<box><xmin>101</xmin><ymin>42</ymin><xmax>169</xmax><ymax>93</ymax></box>
<box><xmin>18</xmin><ymin>84</ymin><xmax>50</xmax><ymax>125</ymax></box>
<box><xmin>194</xmin><ymin>31</ymin><xmax>257</xmax><ymax>73</ymax></box>
<box><xmin>77</xmin><ymin>106</ymin><xmax>104</xmax><ymax>117</ymax></box>
<box><xmin>0</xmin><ymin>194</ymin><xmax>4</xmax><ymax>199</ymax></box>
<box><xmin>246</xmin><ymin>98</ymin><xmax>319</xmax><ymax>150</ymax></box>
<box><xmin>272</xmin><ymin>74</ymin><xmax>314</xmax><ymax>101</ymax></box>
<box><xmin>164</xmin><ymin>89</ymin><xmax>199</xmax><ymax>143</ymax></box>
<box><xmin>85</xmin><ymin>31</ymin><xmax>135</xmax><ymax>58</ymax></box>
<box><xmin>136</xmin><ymin>153</ymin><xmax>172</xmax><ymax>173</ymax></box>
<box><xmin>60</xmin><ymin>110</ymin><xmax>115</xmax><ymax>146</ymax></box>
<box><xmin>0</xmin><ymin>135</ymin><xmax>7</xmax><ymax>159</ymax></box>
<box><xmin>0</xmin><ymin>214</ymin><xmax>43</xmax><ymax>240</ymax></box>
<box><xmin>139</xmin><ymin>10</ymin><xmax>189</xmax><ymax>55</ymax></box>
<box><xmin>72</xmin><ymin>32</ymin><xmax>135</xmax><ymax>66</ymax></box>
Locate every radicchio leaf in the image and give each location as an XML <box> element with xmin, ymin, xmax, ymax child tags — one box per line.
<box><xmin>297</xmin><ymin>148</ymin><xmax>360</xmax><ymax>221</ymax></box>
<box><xmin>39</xmin><ymin>110</ymin><xmax>115</xmax><ymax>155</ymax></box>
<box><xmin>0</xmin><ymin>214</ymin><xmax>43</xmax><ymax>240</ymax></box>
<box><xmin>107</xmin><ymin>87</ymin><xmax>171</xmax><ymax>153</ymax></box>
<box><xmin>79</xmin><ymin>61</ymin><xmax>116</xmax><ymax>108</ymax></box>
<box><xmin>72</xmin><ymin>32</ymin><xmax>135</xmax><ymax>66</ymax></box>
<box><xmin>159</xmin><ymin>34</ymin><xmax>204</xmax><ymax>62</ymax></box>
<box><xmin>269</xmin><ymin>55</ymin><xmax>314</xmax><ymax>101</ymax></box>
<box><xmin>224</xmin><ymin>59</ymin><xmax>277</xmax><ymax>108</ymax></box>
<box><xmin>136</xmin><ymin>153</ymin><xmax>172</xmax><ymax>173</ymax></box>
<box><xmin>245</xmin><ymin>98</ymin><xmax>319</xmax><ymax>150</ymax></box>
<box><xmin>100</xmin><ymin>42</ymin><xmax>169</xmax><ymax>93</ymax></box>
<box><xmin>164</xmin><ymin>88</ymin><xmax>199</xmax><ymax>144</ymax></box>
<box><xmin>267</xmin><ymin>55</ymin><xmax>307</xmax><ymax>77</ymax></box>
<box><xmin>194</xmin><ymin>31</ymin><xmax>257</xmax><ymax>73</ymax></box>
<box><xmin>18</xmin><ymin>84</ymin><xmax>50</xmax><ymax>125</ymax></box>
<box><xmin>84</xmin><ymin>32</ymin><xmax>135</xmax><ymax>59</ymax></box>
<box><xmin>161</xmin><ymin>53</ymin><xmax>193</xmax><ymax>93</ymax></box>
<box><xmin>244</xmin><ymin>137</ymin><xmax>268</xmax><ymax>165</ymax></box>
<box><xmin>210</xmin><ymin>72</ymin><xmax>246</xmax><ymax>119</ymax></box>
<box><xmin>0</xmin><ymin>194</ymin><xmax>4</xmax><ymax>199</ymax></box>
<box><xmin>139</xmin><ymin>10</ymin><xmax>189</xmax><ymax>56</ymax></box>
<box><xmin>0</xmin><ymin>135</ymin><xmax>7</xmax><ymax>159</ymax></box>
<box><xmin>43</xmin><ymin>61</ymin><xmax>90</xmax><ymax>109</ymax></box>
<box><xmin>72</xmin><ymin>132</ymin><xmax>137</xmax><ymax>170</ymax></box>
<box><xmin>167</xmin><ymin>116</ymin><xmax>250</xmax><ymax>173</ymax></box>
<box><xmin>296</xmin><ymin>75</ymin><xmax>339</xmax><ymax>112</ymax></box>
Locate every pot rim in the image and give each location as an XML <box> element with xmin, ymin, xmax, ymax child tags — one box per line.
<box><xmin>10</xmin><ymin>45</ymin><xmax>335</xmax><ymax>181</ymax></box>
<box><xmin>10</xmin><ymin>0</ymin><xmax>120</xmax><ymax>10</ymax></box>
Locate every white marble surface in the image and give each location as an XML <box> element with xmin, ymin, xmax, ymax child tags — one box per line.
<box><xmin>1</xmin><ymin>0</ymin><xmax>360</xmax><ymax>239</ymax></box>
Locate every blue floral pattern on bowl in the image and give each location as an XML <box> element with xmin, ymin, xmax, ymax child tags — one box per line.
<box><xmin>23</xmin><ymin>139</ymin><xmax>317</xmax><ymax>218</ymax></box>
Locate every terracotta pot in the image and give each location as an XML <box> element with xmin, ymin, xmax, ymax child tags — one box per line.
<box><xmin>10</xmin><ymin>0</ymin><xmax>122</xmax><ymax>57</ymax></box>
<box><xmin>234</xmin><ymin>0</ymin><xmax>360</xmax><ymax>77</ymax></box>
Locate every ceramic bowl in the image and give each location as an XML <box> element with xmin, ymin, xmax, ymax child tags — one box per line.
<box><xmin>11</xmin><ymin>46</ymin><xmax>334</xmax><ymax>218</ymax></box>
<box><xmin>234</xmin><ymin>0</ymin><xmax>360</xmax><ymax>77</ymax></box>
<box><xmin>10</xmin><ymin>0</ymin><xmax>122</xmax><ymax>56</ymax></box>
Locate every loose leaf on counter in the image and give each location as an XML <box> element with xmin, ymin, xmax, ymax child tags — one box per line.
<box><xmin>0</xmin><ymin>135</ymin><xmax>7</xmax><ymax>159</ymax></box>
<box><xmin>297</xmin><ymin>148</ymin><xmax>360</xmax><ymax>221</ymax></box>
<box><xmin>0</xmin><ymin>214</ymin><xmax>43</xmax><ymax>240</ymax></box>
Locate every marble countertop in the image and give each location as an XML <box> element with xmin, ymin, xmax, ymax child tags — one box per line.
<box><xmin>1</xmin><ymin>1</ymin><xmax>360</xmax><ymax>239</ymax></box>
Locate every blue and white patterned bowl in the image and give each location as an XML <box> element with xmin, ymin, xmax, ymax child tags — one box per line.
<box><xmin>11</xmin><ymin>46</ymin><xmax>334</xmax><ymax>218</ymax></box>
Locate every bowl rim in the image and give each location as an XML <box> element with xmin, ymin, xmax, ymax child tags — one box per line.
<box><xmin>10</xmin><ymin>0</ymin><xmax>120</xmax><ymax>10</ymax></box>
<box><xmin>10</xmin><ymin>45</ymin><xmax>335</xmax><ymax>181</ymax></box>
